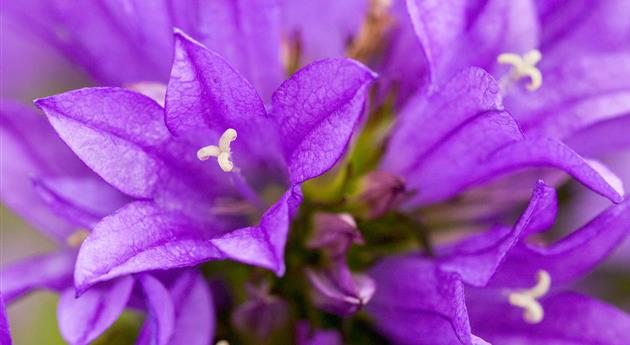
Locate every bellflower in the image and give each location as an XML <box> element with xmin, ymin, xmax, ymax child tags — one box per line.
<box><xmin>381</xmin><ymin>66</ymin><xmax>623</xmax><ymax>207</ymax></box>
<box><xmin>403</xmin><ymin>0</ymin><xmax>630</xmax><ymax>155</ymax></box>
<box><xmin>366</xmin><ymin>181</ymin><xmax>630</xmax><ymax>344</ymax></box>
<box><xmin>34</xmin><ymin>30</ymin><xmax>375</xmax><ymax>292</ymax></box>
<box><xmin>1</xmin><ymin>91</ymin><xmax>214</xmax><ymax>345</ymax></box>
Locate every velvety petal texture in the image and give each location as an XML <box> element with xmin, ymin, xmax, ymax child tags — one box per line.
<box><xmin>271</xmin><ymin>58</ymin><xmax>376</xmax><ymax>184</ymax></box>
<box><xmin>58</xmin><ymin>276</ymin><xmax>134</xmax><ymax>345</ymax></box>
<box><xmin>35</xmin><ymin>88</ymin><xmax>171</xmax><ymax>199</ymax></box>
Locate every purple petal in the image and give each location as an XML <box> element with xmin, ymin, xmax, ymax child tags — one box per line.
<box><xmin>490</xmin><ymin>197</ymin><xmax>630</xmax><ymax>287</ymax></box>
<box><xmin>171</xmin><ymin>0</ymin><xmax>283</xmax><ymax>100</ymax></box>
<box><xmin>468</xmin><ymin>292</ymin><xmax>630</xmax><ymax>345</ymax></box>
<box><xmin>34</xmin><ymin>176</ymin><xmax>128</xmax><ymax>229</ymax></box>
<box><xmin>366</xmin><ymin>255</ymin><xmax>473</xmax><ymax>345</ymax></box>
<box><xmin>136</xmin><ymin>275</ymin><xmax>175</xmax><ymax>345</ymax></box>
<box><xmin>35</xmin><ymin>88</ymin><xmax>171</xmax><ymax>198</ymax></box>
<box><xmin>167</xmin><ymin>271</ymin><xmax>215</xmax><ymax>345</ymax></box>
<box><xmin>407</xmin><ymin>0</ymin><xmax>539</xmax><ymax>83</ymax></box>
<box><xmin>211</xmin><ymin>186</ymin><xmax>303</xmax><ymax>276</ymax></box>
<box><xmin>567</xmin><ymin>114</ymin><xmax>630</xmax><ymax>157</ymax></box>
<box><xmin>271</xmin><ymin>58</ymin><xmax>376</xmax><ymax>184</ymax></box>
<box><xmin>386</xmin><ymin>68</ymin><xmax>621</xmax><ymax>204</ymax></box>
<box><xmin>74</xmin><ymin>202</ymin><xmax>224</xmax><ymax>291</ymax></box>
<box><xmin>58</xmin><ymin>276</ymin><xmax>134</xmax><ymax>345</ymax></box>
<box><xmin>0</xmin><ymin>295</ymin><xmax>11</xmax><ymax>345</ymax></box>
<box><xmin>166</xmin><ymin>30</ymin><xmax>284</xmax><ymax>175</ymax></box>
<box><xmin>306</xmin><ymin>265</ymin><xmax>375</xmax><ymax>316</ymax></box>
<box><xmin>510</xmin><ymin>53</ymin><xmax>630</xmax><ymax>140</ymax></box>
<box><xmin>383</xmin><ymin>67</ymin><xmax>503</xmax><ymax>175</ymax></box>
<box><xmin>0</xmin><ymin>101</ymin><xmax>85</xmax><ymax>242</ymax></box>
<box><xmin>1</xmin><ymin>251</ymin><xmax>74</xmax><ymax>303</ymax></box>
<box><xmin>438</xmin><ymin>180</ymin><xmax>556</xmax><ymax>286</ymax></box>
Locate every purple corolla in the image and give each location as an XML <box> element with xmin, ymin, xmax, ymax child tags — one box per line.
<box><xmin>34</xmin><ymin>30</ymin><xmax>375</xmax><ymax>291</ymax></box>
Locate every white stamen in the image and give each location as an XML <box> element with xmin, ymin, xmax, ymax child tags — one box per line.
<box><xmin>216</xmin><ymin>341</ymin><xmax>230</xmax><ymax>345</ymax></box>
<box><xmin>508</xmin><ymin>270</ymin><xmax>551</xmax><ymax>324</ymax></box>
<box><xmin>497</xmin><ymin>49</ymin><xmax>543</xmax><ymax>91</ymax></box>
<box><xmin>197</xmin><ymin>128</ymin><xmax>237</xmax><ymax>172</ymax></box>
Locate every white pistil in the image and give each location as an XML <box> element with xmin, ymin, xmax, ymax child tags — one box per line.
<box><xmin>508</xmin><ymin>270</ymin><xmax>551</xmax><ymax>324</ymax></box>
<box><xmin>197</xmin><ymin>128</ymin><xmax>237</xmax><ymax>172</ymax></box>
<box><xmin>497</xmin><ymin>49</ymin><xmax>543</xmax><ymax>91</ymax></box>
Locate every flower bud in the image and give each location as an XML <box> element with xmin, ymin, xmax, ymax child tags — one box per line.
<box><xmin>307</xmin><ymin>212</ymin><xmax>364</xmax><ymax>258</ymax></box>
<box><xmin>231</xmin><ymin>283</ymin><xmax>289</xmax><ymax>340</ymax></box>
<box><xmin>306</xmin><ymin>264</ymin><xmax>375</xmax><ymax>317</ymax></box>
<box><xmin>354</xmin><ymin>171</ymin><xmax>406</xmax><ymax>219</ymax></box>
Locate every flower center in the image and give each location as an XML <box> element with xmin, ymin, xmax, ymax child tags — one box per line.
<box><xmin>66</xmin><ymin>229</ymin><xmax>90</xmax><ymax>247</ymax></box>
<box><xmin>197</xmin><ymin>128</ymin><xmax>238</xmax><ymax>172</ymax></box>
<box><xmin>508</xmin><ymin>270</ymin><xmax>551</xmax><ymax>324</ymax></box>
<box><xmin>497</xmin><ymin>49</ymin><xmax>543</xmax><ymax>92</ymax></box>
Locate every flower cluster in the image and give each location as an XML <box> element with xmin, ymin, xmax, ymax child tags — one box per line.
<box><xmin>1</xmin><ymin>0</ymin><xmax>629</xmax><ymax>344</ymax></box>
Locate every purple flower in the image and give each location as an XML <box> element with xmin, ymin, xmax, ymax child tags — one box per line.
<box><xmin>366</xmin><ymin>181</ymin><xmax>630</xmax><ymax>344</ymax></box>
<box><xmin>34</xmin><ymin>30</ymin><xmax>375</xmax><ymax>292</ymax></box>
<box><xmin>1</xmin><ymin>99</ymin><xmax>214</xmax><ymax>345</ymax></box>
<box><xmin>382</xmin><ymin>67</ymin><xmax>623</xmax><ymax>207</ymax></box>
<box><xmin>402</xmin><ymin>0</ymin><xmax>630</xmax><ymax>155</ymax></box>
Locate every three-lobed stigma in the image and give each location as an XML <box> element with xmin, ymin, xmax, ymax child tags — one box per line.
<box><xmin>508</xmin><ymin>270</ymin><xmax>551</xmax><ymax>324</ymax></box>
<box><xmin>497</xmin><ymin>49</ymin><xmax>543</xmax><ymax>91</ymax></box>
<box><xmin>197</xmin><ymin>128</ymin><xmax>238</xmax><ymax>172</ymax></box>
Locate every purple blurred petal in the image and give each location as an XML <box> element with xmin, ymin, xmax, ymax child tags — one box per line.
<box><xmin>4</xmin><ymin>0</ymin><xmax>173</xmax><ymax>84</ymax></box>
<box><xmin>468</xmin><ymin>292</ymin><xmax>630</xmax><ymax>345</ymax></box>
<box><xmin>58</xmin><ymin>276</ymin><xmax>134</xmax><ymax>345</ymax></box>
<box><xmin>567</xmin><ymin>114</ymin><xmax>630</xmax><ymax>157</ymax></box>
<box><xmin>280</xmin><ymin>0</ymin><xmax>366</xmax><ymax>64</ymax></box>
<box><xmin>0</xmin><ymin>100</ymin><xmax>85</xmax><ymax>241</ymax></box>
<box><xmin>271</xmin><ymin>58</ymin><xmax>376</xmax><ymax>184</ymax></box>
<box><xmin>33</xmin><ymin>176</ymin><xmax>128</xmax><ymax>228</ymax></box>
<box><xmin>167</xmin><ymin>271</ymin><xmax>215</xmax><ymax>345</ymax></box>
<box><xmin>510</xmin><ymin>53</ymin><xmax>630</xmax><ymax>140</ymax></box>
<box><xmin>439</xmin><ymin>181</ymin><xmax>556</xmax><ymax>286</ymax></box>
<box><xmin>171</xmin><ymin>0</ymin><xmax>283</xmax><ymax>100</ymax></box>
<box><xmin>366</xmin><ymin>255</ymin><xmax>472</xmax><ymax>345</ymax></box>
<box><xmin>490</xmin><ymin>197</ymin><xmax>630</xmax><ymax>287</ymax></box>
<box><xmin>136</xmin><ymin>275</ymin><xmax>175</xmax><ymax>345</ymax></box>
<box><xmin>306</xmin><ymin>265</ymin><xmax>375</xmax><ymax>317</ymax></box>
<box><xmin>0</xmin><ymin>295</ymin><xmax>11</xmax><ymax>345</ymax></box>
<box><xmin>35</xmin><ymin>88</ymin><xmax>171</xmax><ymax>198</ymax></box>
<box><xmin>1</xmin><ymin>251</ymin><xmax>75</xmax><ymax>303</ymax></box>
